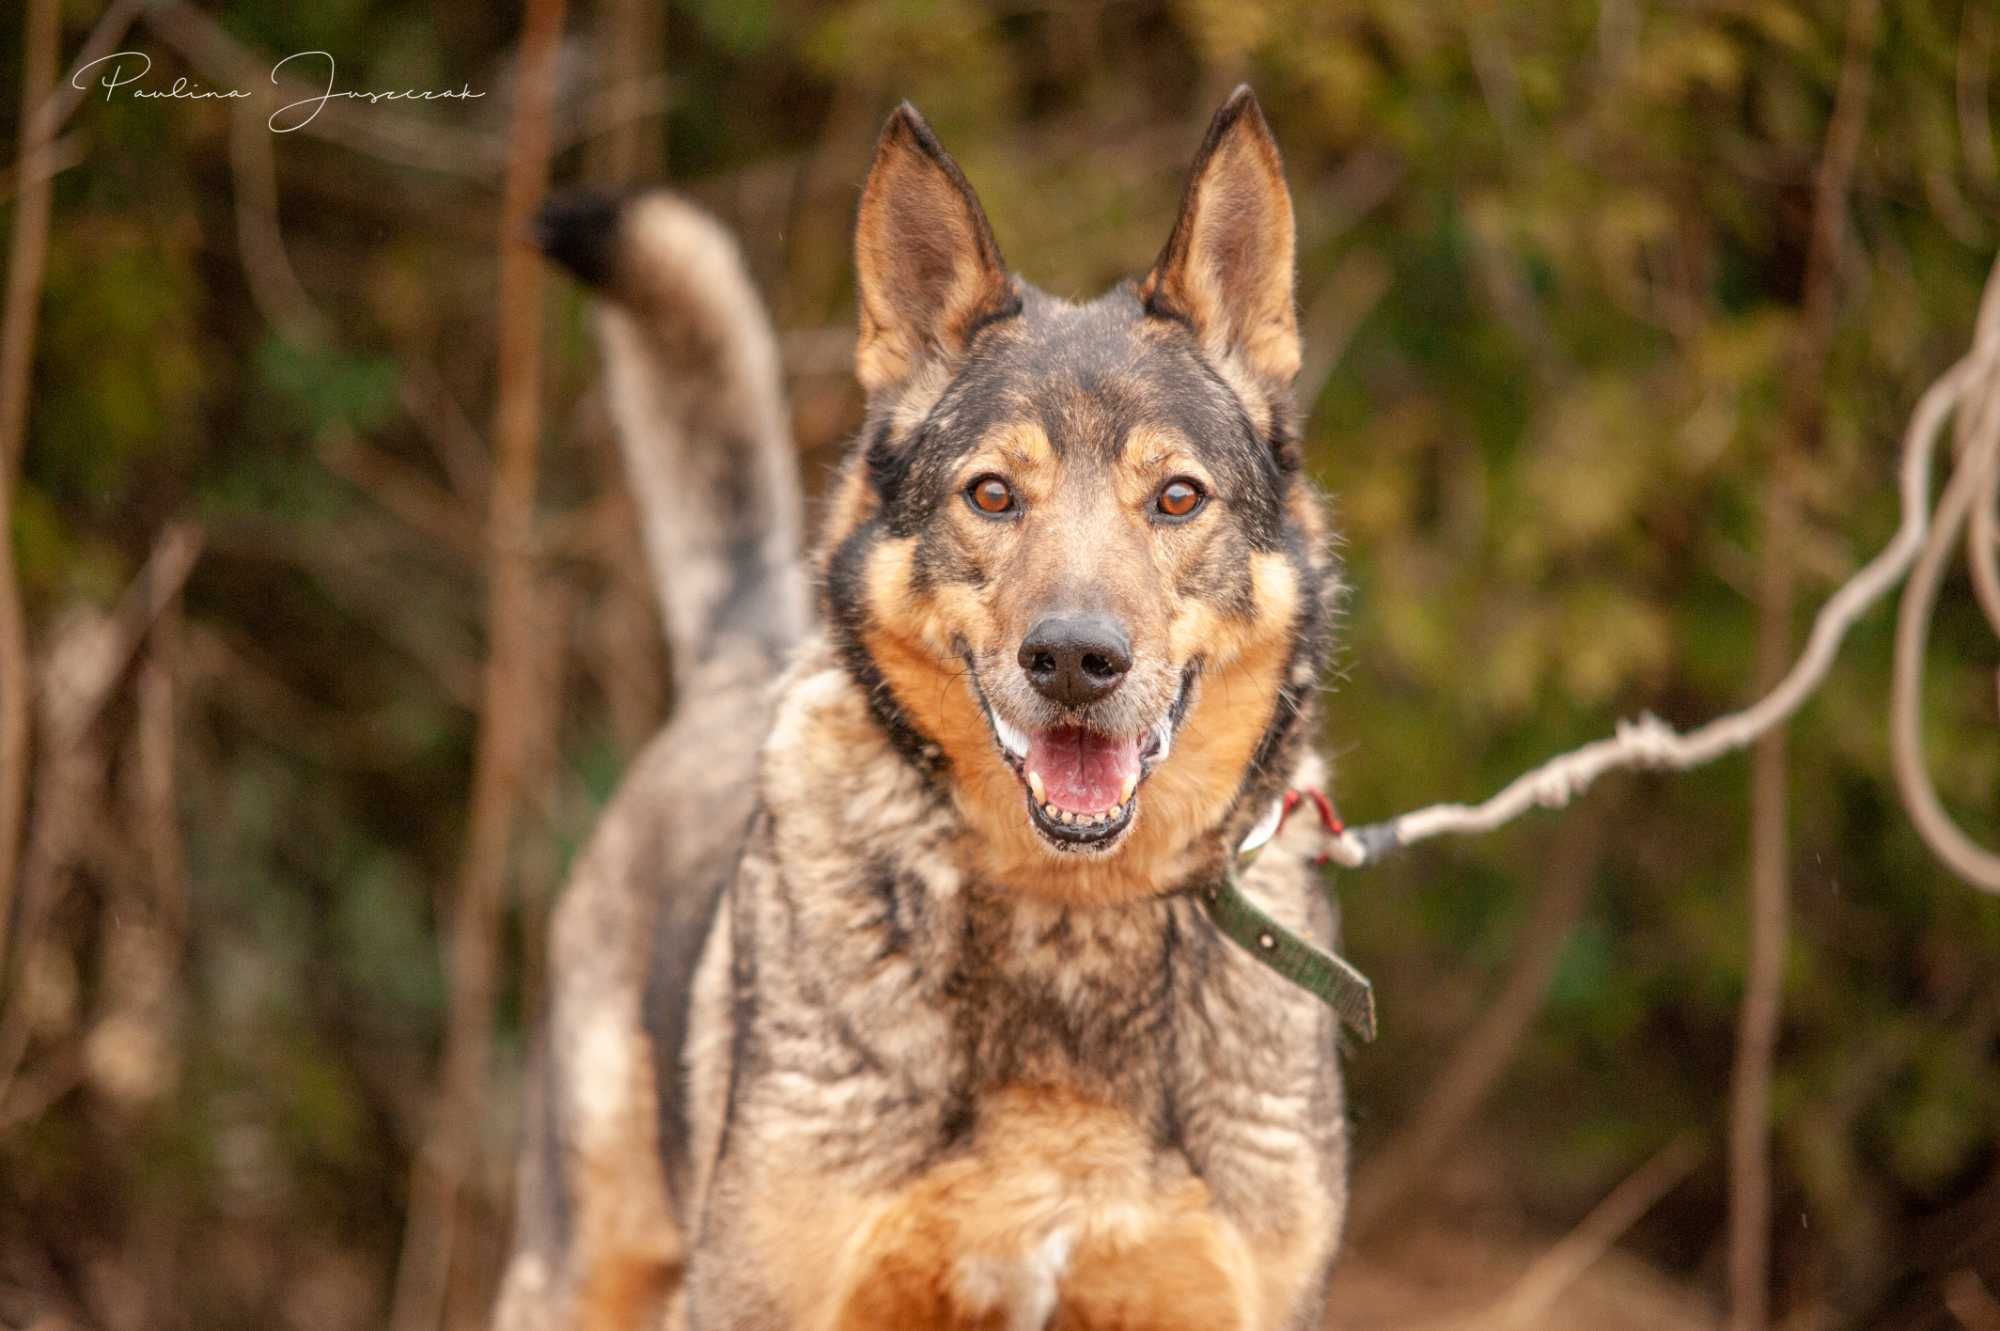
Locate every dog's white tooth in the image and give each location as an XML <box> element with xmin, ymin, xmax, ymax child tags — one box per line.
<box><xmin>1045</xmin><ymin>803</ymin><xmax>1061</xmax><ymax>819</ymax></box>
<box><xmin>1061</xmin><ymin>810</ymin><xmax>1076</xmax><ymax>825</ymax></box>
<box><xmin>1119</xmin><ymin>774</ymin><xmax>1136</xmax><ymax>803</ymax></box>
<box><xmin>996</xmin><ymin>715</ymin><xmax>1029</xmax><ymax>757</ymax></box>
<box><xmin>1027</xmin><ymin>769</ymin><xmax>1046</xmax><ymax>803</ymax></box>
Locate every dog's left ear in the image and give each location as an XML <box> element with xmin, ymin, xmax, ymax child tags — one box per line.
<box><xmin>1140</xmin><ymin>87</ymin><xmax>1300</xmax><ymax>387</ymax></box>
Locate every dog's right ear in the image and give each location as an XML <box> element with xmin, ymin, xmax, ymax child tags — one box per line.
<box><xmin>854</xmin><ymin>103</ymin><xmax>1017</xmax><ymax>396</ymax></box>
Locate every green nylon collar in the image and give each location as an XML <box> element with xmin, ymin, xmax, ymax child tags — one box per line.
<box><xmin>1194</xmin><ymin>797</ymin><xmax>1378</xmax><ymax>1042</ymax></box>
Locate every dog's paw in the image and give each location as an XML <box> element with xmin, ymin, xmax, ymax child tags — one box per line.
<box><xmin>1049</xmin><ymin>1210</ymin><xmax>1257</xmax><ymax>1331</ymax></box>
<box><xmin>952</xmin><ymin>1227</ymin><xmax>1076</xmax><ymax>1331</ymax></box>
<box><xmin>828</xmin><ymin>1208</ymin><xmax>1079</xmax><ymax>1331</ymax></box>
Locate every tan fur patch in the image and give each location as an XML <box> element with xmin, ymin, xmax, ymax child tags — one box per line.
<box><xmin>963</xmin><ymin>419</ymin><xmax>1058</xmax><ymax>498</ymax></box>
<box><xmin>1110</xmin><ymin>424</ymin><xmax>1215</xmax><ymax>507</ymax></box>
<box><xmin>821</xmin><ymin>1090</ymin><xmax>1258</xmax><ymax>1331</ymax></box>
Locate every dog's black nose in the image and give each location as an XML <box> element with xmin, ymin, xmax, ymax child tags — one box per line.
<box><xmin>1019</xmin><ymin>614</ymin><xmax>1132</xmax><ymax>707</ymax></box>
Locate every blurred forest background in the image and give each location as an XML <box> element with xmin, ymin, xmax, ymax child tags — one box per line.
<box><xmin>2</xmin><ymin>0</ymin><xmax>1999</xmax><ymax>1328</ymax></box>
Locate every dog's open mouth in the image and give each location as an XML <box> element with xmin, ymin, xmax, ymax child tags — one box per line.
<box><xmin>975</xmin><ymin>671</ymin><xmax>1192</xmax><ymax>851</ymax></box>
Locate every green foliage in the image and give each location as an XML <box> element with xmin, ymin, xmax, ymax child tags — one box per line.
<box><xmin>253</xmin><ymin>337</ymin><xmax>401</xmax><ymax>440</ymax></box>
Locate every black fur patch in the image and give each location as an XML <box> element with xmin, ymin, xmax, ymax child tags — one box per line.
<box><xmin>822</xmin><ymin>518</ymin><xmax>950</xmax><ymax>782</ymax></box>
<box><xmin>535</xmin><ymin>188</ymin><xmax>632</xmax><ymax>289</ymax></box>
<box><xmin>645</xmin><ymin>807</ymin><xmax>756</xmax><ymax>1213</ymax></box>
<box><xmin>1237</xmin><ymin>524</ymin><xmax>1336</xmax><ymax>808</ymax></box>
<box><xmin>709</xmin><ymin>818</ymin><xmax>768</xmax><ymax>1179</ymax></box>
<box><xmin>863</xmin><ymin>418</ymin><xmax>913</xmax><ymax>508</ymax></box>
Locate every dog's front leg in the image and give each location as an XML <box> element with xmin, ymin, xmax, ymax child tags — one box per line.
<box><xmin>1050</xmin><ymin>1182</ymin><xmax>1259</xmax><ymax>1331</ymax></box>
<box><xmin>822</xmin><ymin>1169</ymin><xmax>1075</xmax><ymax>1331</ymax></box>
<box><xmin>823</xmin><ymin>1170</ymin><xmax>1259</xmax><ymax>1331</ymax></box>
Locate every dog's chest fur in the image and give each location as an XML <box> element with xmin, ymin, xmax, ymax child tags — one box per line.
<box><xmin>687</xmin><ymin>646</ymin><xmax>1345</xmax><ymax>1243</ymax></box>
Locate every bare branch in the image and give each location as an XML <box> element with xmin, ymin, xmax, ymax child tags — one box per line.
<box><xmin>34</xmin><ymin>0</ymin><xmax>145</xmax><ymax>145</ymax></box>
<box><xmin>1483</xmin><ymin>1136</ymin><xmax>1705</xmax><ymax>1330</ymax></box>
<box><xmin>400</xmin><ymin>361</ymin><xmax>493</xmax><ymax>506</ymax></box>
<box><xmin>0</xmin><ymin>131</ymin><xmax>85</xmax><ymax>204</ymax></box>
<box><xmin>0</xmin><ymin>523</ymin><xmax>200</xmax><ymax>1121</ymax></box>
<box><xmin>1945</xmin><ymin>1268</ymin><xmax>2000</xmax><ymax>1331</ymax></box>
<box><xmin>228</xmin><ymin>99</ymin><xmax>333</xmax><ymax>346</ymax></box>
<box><xmin>583</xmin><ymin>0</ymin><xmax>665</xmax><ymax>184</ymax></box>
<box><xmin>0</xmin><ymin>0</ymin><xmax>142</xmax><ymax>197</ymax></box>
<box><xmin>317</xmin><ymin>430</ymin><xmax>484</xmax><ymax>563</ymax></box>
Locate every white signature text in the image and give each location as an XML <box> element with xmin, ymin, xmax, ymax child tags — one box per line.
<box><xmin>72</xmin><ymin>51</ymin><xmax>484</xmax><ymax>133</ymax></box>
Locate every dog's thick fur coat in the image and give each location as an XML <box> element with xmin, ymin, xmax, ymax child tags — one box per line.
<box><xmin>498</xmin><ymin>89</ymin><xmax>1350</xmax><ymax>1331</ymax></box>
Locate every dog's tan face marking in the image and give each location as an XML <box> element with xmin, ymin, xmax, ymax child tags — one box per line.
<box><xmin>823</xmin><ymin>93</ymin><xmax>1332</xmax><ymax>905</ymax></box>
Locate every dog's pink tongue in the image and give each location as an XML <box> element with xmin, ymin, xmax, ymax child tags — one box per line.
<box><xmin>1026</xmin><ymin>726</ymin><xmax>1141</xmax><ymax>812</ymax></box>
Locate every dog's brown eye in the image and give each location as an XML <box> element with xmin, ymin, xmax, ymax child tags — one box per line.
<box><xmin>1155</xmin><ymin>478</ymin><xmax>1205</xmax><ymax>519</ymax></box>
<box><xmin>967</xmin><ymin>475</ymin><xmax>1016</xmax><ymax>515</ymax></box>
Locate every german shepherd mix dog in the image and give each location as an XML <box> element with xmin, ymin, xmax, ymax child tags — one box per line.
<box><xmin>498</xmin><ymin>87</ymin><xmax>1349</xmax><ymax>1331</ymax></box>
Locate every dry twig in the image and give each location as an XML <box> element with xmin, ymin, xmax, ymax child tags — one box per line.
<box><xmin>0</xmin><ymin>132</ymin><xmax>85</xmax><ymax>205</ymax></box>
<box><xmin>0</xmin><ymin>524</ymin><xmax>201</xmax><ymax>1120</ymax></box>
<box><xmin>1945</xmin><ymin>1269</ymin><xmax>2000</xmax><ymax>1331</ymax></box>
<box><xmin>317</xmin><ymin>430</ymin><xmax>484</xmax><ymax>563</ymax></box>
<box><xmin>0</xmin><ymin>0</ymin><xmax>143</xmax><ymax>201</ymax></box>
<box><xmin>401</xmin><ymin>362</ymin><xmax>493</xmax><ymax>506</ymax></box>
<box><xmin>1481</xmin><ymin>1136</ymin><xmax>1705</xmax><ymax>1330</ymax></box>
<box><xmin>228</xmin><ymin>99</ymin><xmax>332</xmax><ymax>346</ymax></box>
<box><xmin>33</xmin><ymin>0</ymin><xmax>145</xmax><ymax>150</ymax></box>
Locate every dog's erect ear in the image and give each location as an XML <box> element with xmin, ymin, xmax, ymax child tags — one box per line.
<box><xmin>854</xmin><ymin>103</ymin><xmax>1017</xmax><ymax>395</ymax></box>
<box><xmin>1140</xmin><ymin>87</ymin><xmax>1299</xmax><ymax>386</ymax></box>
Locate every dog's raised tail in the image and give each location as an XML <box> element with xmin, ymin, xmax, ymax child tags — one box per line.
<box><xmin>537</xmin><ymin>189</ymin><xmax>809</xmax><ymax>676</ymax></box>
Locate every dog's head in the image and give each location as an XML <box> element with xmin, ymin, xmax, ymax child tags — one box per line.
<box><xmin>822</xmin><ymin>88</ymin><xmax>1337</xmax><ymax>902</ymax></box>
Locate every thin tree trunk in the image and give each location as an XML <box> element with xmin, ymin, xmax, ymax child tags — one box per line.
<box><xmin>388</xmin><ymin>0</ymin><xmax>570</xmax><ymax>1326</ymax></box>
<box><xmin>1733</xmin><ymin>490</ymin><xmax>1795</xmax><ymax>1331</ymax></box>
<box><xmin>1728</xmin><ymin>3</ymin><xmax>1879</xmax><ymax>1324</ymax></box>
<box><xmin>0</xmin><ymin>0</ymin><xmax>60</xmax><ymax>977</ymax></box>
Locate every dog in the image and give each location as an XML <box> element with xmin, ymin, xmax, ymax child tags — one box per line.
<box><xmin>496</xmin><ymin>86</ymin><xmax>1350</xmax><ymax>1331</ymax></box>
